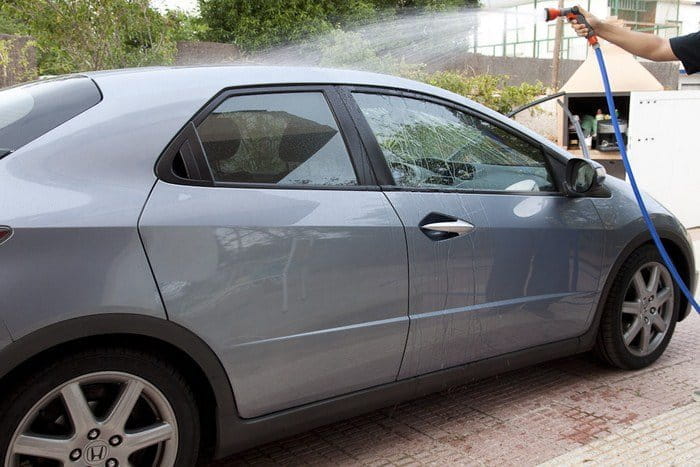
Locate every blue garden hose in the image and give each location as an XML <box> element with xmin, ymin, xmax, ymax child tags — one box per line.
<box><xmin>593</xmin><ymin>44</ymin><xmax>700</xmax><ymax>314</ymax></box>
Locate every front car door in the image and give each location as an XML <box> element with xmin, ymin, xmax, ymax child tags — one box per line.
<box><xmin>140</xmin><ymin>87</ymin><xmax>409</xmax><ymax>418</ymax></box>
<box><xmin>343</xmin><ymin>88</ymin><xmax>604</xmax><ymax>378</ymax></box>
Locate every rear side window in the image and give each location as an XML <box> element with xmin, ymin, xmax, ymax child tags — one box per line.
<box><xmin>0</xmin><ymin>76</ymin><xmax>102</xmax><ymax>154</ymax></box>
<box><xmin>197</xmin><ymin>92</ymin><xmax>358</xmax><ymax>186</ymax></box>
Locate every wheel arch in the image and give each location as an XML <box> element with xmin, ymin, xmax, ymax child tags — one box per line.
<box><xmin>580</xmin><ymin>227</ymin><xmax>695</xmax><ymax>350</ymax></box>
<box><xmin>658</xmin><ymin>236</ymin><xmax>694</xmax><ymax>322</ymax></box>
<box><xmin>0</xmin><ymin>313</ymin><xmax>236</xmax><ymax>459</ymax></box>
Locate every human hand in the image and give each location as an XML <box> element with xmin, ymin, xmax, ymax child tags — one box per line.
<box><xmin>568</xmin><ymin>6</ymin><xmax>601</xmax><ymax>38</ymax></box>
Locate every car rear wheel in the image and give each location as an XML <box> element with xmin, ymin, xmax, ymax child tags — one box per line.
<box><xmin>0</xmin><ymin>348</ymin><xmax>199</xmax><ymax>467</ymax></box>
<box><xmin>595</xmin><ymin>245</ymin><xmax>679</xmax><ymax>369</ymax></box>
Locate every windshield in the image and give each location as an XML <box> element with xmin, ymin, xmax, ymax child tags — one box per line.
<box><xmin>0</xmin><ymin>76</ymin><xmax>101</xmax><ymax>154</ymax></box>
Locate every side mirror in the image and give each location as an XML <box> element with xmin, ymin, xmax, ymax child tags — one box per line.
<box><xmin>564</xmin><ymin>158</ymin><xmax>606</xmax><ymax>196</ymax></box>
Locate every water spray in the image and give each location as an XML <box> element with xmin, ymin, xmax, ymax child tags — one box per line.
<box><xmin>545</xmin><ymin>7</ymin><xmax>699</xmax><ymax>313</ymax></box>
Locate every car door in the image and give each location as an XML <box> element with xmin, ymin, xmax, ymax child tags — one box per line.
<box><xmin>344</xmin><ymin>88</ymin><xmax>604</xmax><ymax>379</ymax></box>
<box><xmin>139</xmin><ymin>87</ymin><xmax>409</xmax><ymax>418</ymax></box>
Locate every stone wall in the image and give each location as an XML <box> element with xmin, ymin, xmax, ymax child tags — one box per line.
<box><xmin>175</xmin><ymin>41</ymin><xmax>241</xmax><ymax>66</ymax></box>
<box><xmin>0</xmin><ymin>34</ymin><xmax>37</xmax><ymax>87</ymax></box>
<box><xmin>429</xmin><ymin>52</ymin><xmax>679</xmax><ymax>90</ymax></box>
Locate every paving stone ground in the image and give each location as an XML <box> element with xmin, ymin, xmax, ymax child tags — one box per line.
<box><xmin>541</xmin><ymin>402</ymin><xmax>700</xmax><ymax>466</ymax></box>
<box><xmin>212</xmin><ymin>237</ymin><xmax>700</xmax><ymax>466</ymax></box>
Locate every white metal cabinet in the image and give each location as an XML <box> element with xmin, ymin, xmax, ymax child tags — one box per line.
<box><xmin>628</xmin><ymin>90</ymin><xmax>700</xmax><ymax>228</ymax></box>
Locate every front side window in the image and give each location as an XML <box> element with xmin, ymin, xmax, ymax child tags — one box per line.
<box><xmin>353</xmin><ymin>93</ymin><xmax>556</xmax><ymax>192</ymax></box>
<box><xmin>197</xmin><ymin>92</ymin><xmax>358</xmax><ymax>186</ymax></box>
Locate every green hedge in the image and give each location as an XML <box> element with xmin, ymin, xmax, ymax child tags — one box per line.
<box><xmin>199</xmin><ymin>0</ymin><xmax>478</xmax><ymax>51</ymax></box>
<box><xmin>2</xmin><ymin>0</ymin><xmax>176</xmax><ymax>75</ymax></box>
<box><xmin>416</xmin><ymin>71</ymin><xmax>546</xmax><ymax>115</ymax></box>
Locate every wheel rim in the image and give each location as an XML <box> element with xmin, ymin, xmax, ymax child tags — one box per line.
<box><xmin>620</xmin><ymin>261</ymin><xmax>674</xmax><ymax>357</ymax></box>
<box><xmin>6</xmin><ymin>371</ymin><xmax>178</xmax><ymax>467</ymax></box>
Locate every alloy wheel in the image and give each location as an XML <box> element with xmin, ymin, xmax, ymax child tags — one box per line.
<box><xmin>5</xmin><ymin>371</ymin><xmax>178</xmax><ymax>467</ymax></box>
<box><xmin>620</xmin><ymin>261</ymin><xmax>674</xmax><ymax>357</ymax></box>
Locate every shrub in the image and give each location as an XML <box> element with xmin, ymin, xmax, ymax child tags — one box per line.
<box><xmin>3</xmin><ymin>0</ymin><xmax>176</xmax><ymax>75</ymax></box>
<box><xmin>199</xmin><ymin>0</ymin><xmax>378</xmax><ymax>51</ymax></box>
<box><xmin>415</xmin><ymin>70</ymin><xmax>546</xmax><ymax>114</ymax></box>
<box><xmin>163</xmin><ymin>10</ymin><xmax>209</xmax><ymax>42</ymax></box>
<box><xmin>198</xmin><ymin>0</ymin><xmax>478</xmax><ymax>52</ymax></box>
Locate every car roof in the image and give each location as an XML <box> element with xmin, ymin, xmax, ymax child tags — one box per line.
<box><xmin>84</xmin><ymin>65</ymin><xmax>498</xmax><ymax>117</ymax></box>
<box><xmin>85</xmin><ymin>65</ymin><xmax>448</xmax><ymax>96</ymax></box>
<box><xmin>82</xmin><ymin>65</ymin><xmax>567</xmax><ymax>160</ymax></box>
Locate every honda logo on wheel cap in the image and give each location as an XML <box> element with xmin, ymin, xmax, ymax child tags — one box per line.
<box><xmin>85</xmin><ymin>440</ymin><xmax>109</xmax><ymax>465</ymax></box>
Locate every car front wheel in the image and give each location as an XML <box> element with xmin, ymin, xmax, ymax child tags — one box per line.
<box><xmin>0</xmin><ymin>347</ymin><xmax>200</xmax><ymax>467</ymax></box>
<box><xmin>596</xmin><ymin>245</ymin><xmax>680</xmax><ymax>369</ymax></box>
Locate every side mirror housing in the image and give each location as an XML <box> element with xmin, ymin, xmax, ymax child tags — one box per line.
<box><xmin>563</xmin><ymin>158</ymin><xmax>607</xmax><ymax>197</ymax></box>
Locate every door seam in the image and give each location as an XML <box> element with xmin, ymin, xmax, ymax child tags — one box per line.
<box><xmin>380</xmin><ymin>190</ymin><xmax>412</xmax><ymax>381</ymax></box>
<box><xmin>136</xmin><ymin>178</ymin><xmax>171</xmax><ymax>321</ymax></box>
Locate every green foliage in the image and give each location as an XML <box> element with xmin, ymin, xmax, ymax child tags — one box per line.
<box><xmin>163</xmin><ymin>10</ymin><xmax>209</xmax><ymax>42</ymax></box>
<box><xmin>415</xmin><ymin>70</ymin><xmax>546</xmax><ymax>114</ymax></box>
<box><xmin>198</xmin><ymin>0</ymin><xmax>478</xmax><ymax>51</ymax></box>
<box><xmin>373</xmin><ymin>0</ymin><xmax>477</xmax><ymax>12</ymax></box>
<box><xmin>199</xmin><ymin>0</ymin><xmax>375</xmax><ymax>51</ymax></box>
<box><xmin>0</xmin><ymin>4</ymin><xmax>27</xmax><ymax>35</ymax></box>
<box><xmin>3</xmin><ymin>0</ymin><xmax>176</xmax><ymax>75</ymax></box>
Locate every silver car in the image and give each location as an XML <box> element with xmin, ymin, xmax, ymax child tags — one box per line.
<box><xmin>0</xmin><ymin>67</ymin><xmax>695</xmax><ymax>466</ymax></box>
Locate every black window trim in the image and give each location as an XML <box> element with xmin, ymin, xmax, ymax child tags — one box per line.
<box><xmin>156</xmin><ymin>121</ymin><xmax>214</xmax><ymax>186</ymax></box>
<box><xmin>156</xmin><ymin>84</ymin><xmax>380</xmax><ymax>191</ymax></box>
<box><xmin>339</xmin><ymin>84</ymin><xmax>569</xmax><ymax>197</ymax></box>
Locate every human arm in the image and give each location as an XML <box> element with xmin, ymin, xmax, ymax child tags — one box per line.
<box><xmin>569</xmin><ymin>5</ymin><xmax>677</xmax><ymax>61</ymax></box>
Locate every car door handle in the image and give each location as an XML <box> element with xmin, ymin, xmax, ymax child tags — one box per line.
<box><xmin>421</xmin><ymin>220</ymin><xmax>475</xmax><ymax>235</ymax></box>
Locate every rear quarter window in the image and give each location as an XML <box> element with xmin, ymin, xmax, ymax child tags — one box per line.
<box><xmin>0</xmin><ymin>76</ymin><xmax>102</xmax><ymax>155</ymax></box>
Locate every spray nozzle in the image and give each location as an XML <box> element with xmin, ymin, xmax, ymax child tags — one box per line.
<box><xmin>543</xmin><ymin>5</ymin><xmax>599</xmax><ymax>46</ymax></box>
<box><xmin>543</xmin><ymin>6</ymin><xmax>578</xmax><ymax>21</ymax></box>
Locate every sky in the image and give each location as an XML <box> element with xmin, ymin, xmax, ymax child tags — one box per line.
<box><xmin>151</xmin><ymin>0</ymin><xmax>198</xmax><ymax>13</ymax></box>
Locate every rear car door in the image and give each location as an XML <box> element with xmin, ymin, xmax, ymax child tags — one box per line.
<box><xmin>344</xmin><ymin>88</ymin><xmax>604</xmax><ymax>378</ymax></box>
<box><xmin>140</xmin><ymin>87</ymin><xmax>409</xmax><ymax>418</ymax></box>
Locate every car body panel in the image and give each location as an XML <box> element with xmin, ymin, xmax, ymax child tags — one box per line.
<box><xmin>588</xmin><ymin>176</ymin><xmax>696</xmax><ymax>322</ymax></box>
<box><xmin>0</xmin><ymin>226</ymin><xmax>164</xmax><ymax>340</ymax></box>
<box><xmin>381</xmin><ymin>192</ymin><xmax>477</xmax><ymax>379</ymax></box>
<box><xmin>216</xmin><ymin>335</ymin><xmax>581</xmax><ymax>456</ymax></box>
<box><xmin>0</xmin><ymin>71</ymin><xmax>188</xmax><ymax>341</ymax></box>
<box><xmin>386</xmin><ymin>192</ymin><xmax>604</xmax><ymax>378</ymax></box>
<box><xmin>139</xmin><ymin>181</ymin><xmax>409</xmax><ymax>418</ymax></box>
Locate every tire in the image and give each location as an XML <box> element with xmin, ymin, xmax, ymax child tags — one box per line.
<box><xmin>0</xmin><ymin>347</ymin><xmax>200</xmax><ymax>467</ymax></box>
<box><xmin>595</xmin><ymin>245</ymin><xmax>680</xmax><ymax>370</ymax></box>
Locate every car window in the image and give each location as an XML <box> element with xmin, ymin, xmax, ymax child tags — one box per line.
<box><xmin>353</xmin><ymin>93</ymin><xmax>556</xmax><ymax>193</ymax></box>
<box><xmin>197</xmin><ymin>92</ymin><xmax>358</xmax><ymax>186</ymax></box>
<box><xmin>0</xmin><ymin>76</ymin><xmax>102</xmax><ymax>153</ymax></box>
